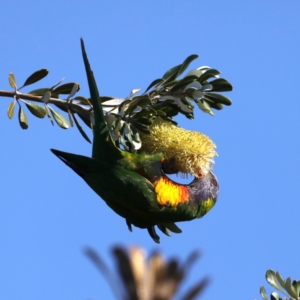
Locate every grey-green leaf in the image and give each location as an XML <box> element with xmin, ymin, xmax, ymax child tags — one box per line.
<box><xmin>18</xmin><ymin>105</ymin><xmax>28</xmax><ymax>129</ymax></box>
<box><xmin>73</xmin><ymin>113</ymin><xmax>91</xmax><ymax>143</ymax></box>
<box><xmin>204</xmin><ymin>93</ymin><xmax>232</xmax><ymax>106</ymax></box>
<box><xmin>23</xmin><ymin>69</ymin><xmax>49</xmax><ymax>87</ymax></box>
<box><xmin>48</xmin><ymin>106</ymin><xmax>70</xmax><ymax>129</ymax></box>
<box><xmin>24</xmin><ymin>101</ymin><xmax>46</xmax><ymax>118</ymax></box>
<box><xmin>260</xmin><ymin>286</ymin><xmax>269</xmax><ymax>300</ymax></box>
<box><xmin>266</xmin><ymin>270</ymin><xmax>284</xmax><ymax>293</ymax></box>
<box><xmin>28</xmin><ymin>88</ymin><xmax>50</xmax><ymax>96</ymax></box>
<box><xmin>198</xmin><ymin>69</ymin><xmax>221</xmax><ymax>83</ymax></box>
<box><xmin>7</xmin><ymin>100</ymin><xmax>16</xmax><ymax>119</ymax></box>
<box><xmin>9</xmin><ymin>72</ymin><xmax>17</xmax><ymax>89</ymax></box>
<box><xmin>52</xmin><ymin>82</ymin><xmax>80</xmax><ymax>96</ymax></box>
<box><xmin>270</xmin><ymin>292</ymin><xmax>280</xmax><ymax>300</ymax></box>
<box><xmin>144</xmin><ymin>78</ymin><xmax>164</xmax><ymax>93</ymax></box>
<box><xmin>285</xmin><ymin>278</ymin><xmax>298</xmax><ymax>298</ymax></box>
<box><xmin>209</xmin><ymin>78</ymin><xmax>233</xmax><ymax>92</ymax></box>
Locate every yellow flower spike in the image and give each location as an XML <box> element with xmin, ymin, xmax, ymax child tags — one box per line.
<box><xmin>139</xmin><ymin>118</ymin><xmax>217</xmax><ymax>178</ymax></box>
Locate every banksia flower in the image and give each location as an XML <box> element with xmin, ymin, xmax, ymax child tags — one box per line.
<box><xmin>139</xmin><ymin>118</ymin><xmax>217</xmax><ymax>178</ymax></box>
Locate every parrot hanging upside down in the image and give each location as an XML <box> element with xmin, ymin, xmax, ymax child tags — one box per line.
<box><xmin>50</xmin><ymin>39</ymin><xmax>219</xmax><ymax>243</ymax></box>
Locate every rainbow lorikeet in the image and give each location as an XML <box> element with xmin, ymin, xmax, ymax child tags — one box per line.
<box><xmin>51</xmin><ymin>40</ymin><xmax>219</xmax><ymax>243</ymax></box>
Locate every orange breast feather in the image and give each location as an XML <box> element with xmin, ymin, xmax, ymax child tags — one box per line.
<box><xmin>153</xmin><ymin>175</ymin><xmax>189</xmax><ymax>207</ymax></box>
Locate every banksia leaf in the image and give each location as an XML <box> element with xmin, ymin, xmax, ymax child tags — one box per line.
<box><xmin>48</xmin><ymin>106</ymin><xmax>70</xmax><ymax>129</ymax></box>
<box><xmin>24</xmin><ymin>101</ymin><xmax>46</xmax><ymax>118</ymax></box>
<box><xmin>8</xmin><ymin>72</ymin><xmax>17</xmax><ymax>89</ymax></box>
<box><xmin>18</xmin><ymin>105</ymin><xmax>28</xmax><ymax>129</ymax></box>
<box><xmin>7</xmin><ymin>100</ymin><xmax>16</xmax><ymax>119</ymax></box>
<box><xmin>22</xmin><ymin>69</ymin><xmax>49</xmax><ymax>88</ymax></box>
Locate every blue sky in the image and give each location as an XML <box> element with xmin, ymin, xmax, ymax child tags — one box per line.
<box><xmin>1</xmin><ymin>1</ymin><xmax>300</xmax><ymax>299</ymax></box>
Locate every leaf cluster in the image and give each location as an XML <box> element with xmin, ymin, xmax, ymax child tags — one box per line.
<box><xmin>260</xmin><ymin>270</ymin><xmax>300</xmax><ymax>300</ymax></box>
<box><xmin>4</xmin><ymin>54</ymin><xmax>232</xmax><ymax>150</ymax></box>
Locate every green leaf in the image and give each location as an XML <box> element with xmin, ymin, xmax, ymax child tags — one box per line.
<box><xmin>67</xmin><ymin>83</ymin><xmax>79</xmax><ymax>99</ymax></box>
<box><xmin>48</xmin><ymin>106</ymin><xmax>70</xmax><ymax>129</ymax></box>
<box><xmin>260</xmin><ymin>286</ymin><xmax>269</xmax><ymax>300</ymax></box>
<box><xmin>18</xmin><ymin>105</ymin><xmax>28</xmax><ymax>129</ymax></box>
<box><xmin>45</xmin><ymin>105</ymin><xmax>54</xmax><ymax>126</ymax></box>
<box><xmin>144</xmin><ymin>78</ymin><xmax>164</xmax><ymax>93</ymax></box>
<box><xmin>67</xmin><ymin>109</ymin><xmax>74</xmax><ymax>127</ymax></box>
<box><xmin>292</xmin><ymin>280</ymin><xmax>300</xmax><ymax>298</ymax></box>
<box><xmin>204</xmin><ymin>93</ymin><xmax>232</xmax><ymax>106</ymax></box>
<box><xmin>52</xmin><ymin>82</ymin><xmax>80</xmax><ymax>96</ymax></box>
<box><xmin>196</xmin><ymin>100</ymin><xmax>215</xmax><ymax>116</ymax></box>
<box><xmin>131</xmin><ymin>121</ymin><xmax>151</xmax><ymax>134</ymax></box>
<box><xmin>74</xmin><ymin>96</ymin><xmax>92</xmax><ymax>106</ymax></box>
<box><xmin>9</xmin><ymin>72</ymin><xmax>17</xmax><ymax>89</ymax></box>
<box><xmin>76</xmin><ymin>111</ymin><xmax>92</xmax><ymax>128</ymax></box>
<box><xmin>276</xmin><ymin>272</ymin><xmax>286</xmax><ymax>290</ymax></box>
<box><xmin>266</xmin><ymin>270</ymin><xmax>285</xmax><ymax>293</ymax></box>
<box><xmin>198</xmin><ymin>69</ymin><xmax>221</xmax><ymax>83</ymax></box>
<box><xmin>176</xmin><ymin>54</ymin><xmax>199</xmax><ymax>78</ymax></box>
<box><xmin>170</xmin><ymin>75</ymin><xmax>199</xmax><ymax>92</ymax></box>
<box><xmin>7</xmin><ymin>100</ymin><xmax>16</xmax><ymax>119</ymax></box>
<box><xmin>28</xmin><ymin>88</ymin><xmax>50</xmax><ymax>96</ymax></box>
<box><xmin>73</xmin><ymin>113</ymin><xmax>91</xmax><ymax>143</ymax></box>
<box><xmin>209</xmin><ymin>78</ymin><xmax>233</xmax><ymax>92</ymax></box>
<box><xmin>22</xmin><ymin>69</ymin><xmax>49</xmax><ymax>88</ymax></box>
<box><xmin>24</xmin><ymin>101</ymin><xmax>46</xmax><ymax>118</ymax></box>
<box><xmin>285</xmin><ymin>278</ymin><xmax>298</xmax><ymax>298</ymax></box>
<box><xmin>270</xmin><ymin>292</ymin><xmax>280</xmax><ymax>300</ymax></box>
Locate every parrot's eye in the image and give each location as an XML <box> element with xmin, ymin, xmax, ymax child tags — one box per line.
<box><xmin>211</xmin><ymin>179</ymin><xmax>217</xmax><ymax>186</ymax></box>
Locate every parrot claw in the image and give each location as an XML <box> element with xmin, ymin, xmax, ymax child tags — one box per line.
<box><xmin>126</xmin><ymin>219</ymin><xmax>133</xmax><ymax>232</ymax></box>
<box><xmin>163</xmin><ymin>222</ymin><xmax>182</xmax><ymax>234</ymax></box>
<box><xmin>157</xmin><ymin>224</ymin><xmax>171</xmax><ymax>237</ymax></box>
<box><xmin>147</xmin><ymin>226</ymin><xmax>160</xmax><ymax>244</ymax></box>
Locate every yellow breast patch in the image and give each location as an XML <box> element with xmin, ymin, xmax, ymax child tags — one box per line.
<box><xmin>153</xmin><ymin>175</ymin><xmax>189</xmax><ymax>207</ymax></box>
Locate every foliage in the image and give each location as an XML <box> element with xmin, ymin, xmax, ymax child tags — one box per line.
<box><xmin>260</xmin><ymin>270</ymin><xmax>300</xmax><ymax>300</ymax></box>
<box><xmin>1</xmin><ymin>53</ymin><xmax>232</xmax><ymax>151</ymax></box>
<box><xmin>85</xmin><ymin>246</ymin><xmax>209</xmax><ymax>300</ymax></box>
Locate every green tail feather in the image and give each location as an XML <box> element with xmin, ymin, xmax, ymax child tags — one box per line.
<box><xmin>80</xmin><ymin>39</ymin><xmax>123</xmax><ymax>163</ymax></box>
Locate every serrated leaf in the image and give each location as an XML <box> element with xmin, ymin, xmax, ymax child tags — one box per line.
<box><xmin>22</xmin><ymin>69</ymin><xmax>49</xmax><ymax>88</ymax></box>
<box><xmin>28</xmin><ymin>88</ymin><xmax>50</xmax><ymax>96</ymax></box>
<box><xmin>266</xmin><ymin>270</ymin><xmax>285</xmax><ymax>293</ymax></box>
<box><xmin>18</xmin><ymin>105</ymin><xmax>28</xmax><ymax>129</ymax></box>
<box><xmin>144</xmin><ymin>78</ymin><xmax>164</xmax><ymax>93</ymax></box>
<box><xmin>260</xmin><ymin>286</ymin><xmax>269</xmax><ymax>300</ymax></box>
<box><xmin>204</xmin><ymin>92</ymin><xmax>232</xmax><ymax>106</ymax></box>
<box><xmin>209</xmin><ymin>78</ymin><xmax>233</xmax><ymax>92</ymax></box>
<box><xmin>7</xmin><ymin>100</ymin><xmax>16</xmax><ymax>119</ymax></box>
<box><xmin>48</xmin><ymin>106</ymin><xmax>70</xmax><ymax>129</ymax></box>
<box><xmin>198</xmin><ymin>69</ymin><xmax>221</xmax><ymax>83</ymax></box>
<box><xmin>73</xmin><ymin>113</ymin><xmax>91</xmax><ymax>143</ymax></box>
<box><xmin>52</xmin><ymin>82</ymin><xmax>80</xmax><ymax>96</ymax></box>
<box><xmin>8</xmin><ymin>72</ymin><xmax>17</xmax><ymax>89</ymax></box>
<box><xmin>24</xmin><ymin>101</ymin><xmax>46</xmax><ymax>118</ymax></box>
